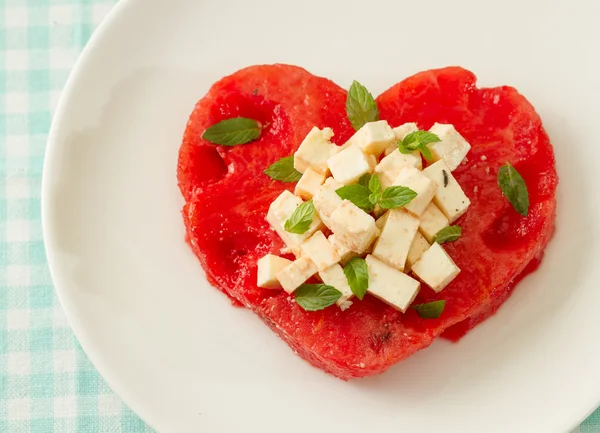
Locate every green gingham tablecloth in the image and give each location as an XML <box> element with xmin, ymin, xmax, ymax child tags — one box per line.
<box><xmin>0</xmin><ymin>1</ymin><xmax>598</xmax><ymax>432</ymax></box>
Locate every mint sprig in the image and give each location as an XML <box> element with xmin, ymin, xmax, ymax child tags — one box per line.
<box><xmin>378</xmin><ymin>186</ymin><xmax>417</xmax><ymax>209</ymax></box>
<box><xmin>336</xmin><ymin>174</ymin><xmax>416</xmax><ymax>212</ymax></box>
<box><xmin>202</xmin><ymin>117</ymin><xmax>262</xmax><ymax>146</ymax></box>
<box><xmin>336</xmin><ymin>185</ymin><xmax>374</xmax><ymax>213</ymax></box>
<box><xmin>264</xmin><ymin>156</ymin><xmax>302</xmax><ymax>182</ymax></box>
<box><xmin>498</xmin><ymin>162</ymin><xmax>529</xmax><ymax>216</ymax></box>
<box><xmin>398</xmin><ymin>130</ymin><xmax>440</xmax><ymax>161</ymax></box>
<box><xmin>346</xmin><ymin>81</ymin><xmax>380</xmax><ymax>131</ymax></box>
<box><xmin>295</xmin><ymin>284</ymin><xmax>342</xmax><ymax>311</ymax></box>
<box><xmin>412</xmin><ymin>300</ymin><xmax>445</xmax><ymax>319</ymax></box>
<box><xmin>343</xmin><ymin>258</ymin><xmax>369</xmax><ymax>300</ymax></box>
<box><xmin>284</xmin><ymin>200</ymin><xmax>315</xmax><ymax>234</ymax></box>
<box><xmin>434</xmin><ymin>226</ymin><xmax>462</xmax><ymax>244</ymax></box>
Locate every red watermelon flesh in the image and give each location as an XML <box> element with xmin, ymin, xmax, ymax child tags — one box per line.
<box><xmin>177</xmin><ymin>65</ymin><xmax>557</xmax><ymax>380</ymax></box>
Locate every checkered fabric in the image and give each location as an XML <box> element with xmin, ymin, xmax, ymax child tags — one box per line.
<box><xmin>0</xmin><ymin>1</ymin><xmax>598</xmax><ymax>432</ymax></box>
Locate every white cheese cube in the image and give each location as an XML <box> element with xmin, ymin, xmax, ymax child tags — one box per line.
<box><xmin>422</xmin><ymin>160</ymin><xmax>471</xmax><ymax>223</ymax></box>
<box><xmin>294</xmin><ymin>127</ymin><xmax>340</xmax><ymax>175</ymax></box>
<box><xmin>411</xmin><ymin>243</ymin><xmax>460</xmax><ymax>292</ymax></box>
<box><xmin>257</xmin><ymin>254</ymin><xmax>292</xmax><ymax>289</ymax></box>
<box><xmin>372</xmin><ymin>208</ymin><xmax>419</xmax><ymax>272</ymax></box>
<box><xmin>327</xmin><ymin>146</ymin><xmax>374</xmax><ymax>185</ymax></box>
<box><xmin>419</xmin><ymin>202</ymin><xmax>449</xmax><ymax>243</ymax></box>
<box><xmin>375</xmin><ymin>149</ymin><xmax>421</xmax><ymax>188</ymax></box>
<box><xmin>328</xmin><ymin>234</ymin><xmax>358</xmax><ymax>265</ymax></box>
<box><xmin>375</xmin><ymin>211</ymin><xmax>389</xmax><ymax>230</ymax></box>
<box><xmin>266</xmin><ymin>190</ymin><xmax>324</xmax><ymax>255</ymax></box>
<box><xmin>300</xmin><ymin>231</ymin><xmax>341</xmax><ymax>271</ymax></box>
<box><xmin>365</xmin><ymin>255</ymin><xmax>421</xmax><ymax>313</ymax></box>
<box><xmin>428</xmin><ymin>123</ymin><xmax>471</xmax><ymax>171</ymax></box>
<box><xmin>392</xmin><ymin>165</ymin><xmax>438</xmax><ymax>216</ymax></box>
<box><xmin>318</xmin><ymin>264</ymin><xmax>354</xmax><ymax>310</ymax></box>
<box><xmin>384</xmin><ymin>122</ymin><xmax>419</xmax><ymax>155</ymax></box>
<box><xmin>406</xmin><ymin>232</ymin><xmax>430</xmax><ymax>271</ymax></box>
<box><xmin>294</xmin><ymin>167</ymin><xmax>325</xmax><ymax>200</ymax></box>
<box><xmin>276</xmin><ymin>256</ymin><xmax>318</xmax><ymax>294</ymax></box>
<box><xmin>313</xmin><ymin>182</ymin><xmax>343</xmax><ymax>230</ymax></box>
<box><xmin>342</xmin><ymin>120</ymin><xmax>396</xmax><ymax>157</ymax></box>
<box><xmin>330</xmin><ymin>200</ymin><xmax>380</xmax><ymax>254</ymax></box>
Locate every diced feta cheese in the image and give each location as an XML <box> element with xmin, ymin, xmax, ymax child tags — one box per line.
<box><xmin>313</xmin><ymin>182</ymin><xmax>343</xmax><ymax>230</ymax></box>
<box><xmin>419</xmin><ymin>202</ymin><xmax>449</xmax><ymax>243</ymax></box>
<box><xmin>375</xmin><ymin>211</ymin><xmax>389</xmax><ymax>230</ymax></box>
<box><xmin>300</xmin><ymin>231</ymin><xmax>341</xmax><ymax>271</ymax></box>
<box><xmin>422</xmin><ymin>160</ymin><xmax>471</xmax><ymax>223</ymax></box>
<box><xmin>276</xmin><ymin>256</ymin><xmax>318</xmax><ymax>294</ymax></box>
<box><xmin>328</xmin><ymin>234</ymin><xmax>358</xmax><ymax>265</ymax></box>
<box><xmin>330</xmin><ymin>200</ymin><xmax>380</xmax><ymax>254</ymax></box>
<box><xmin>318</xmin><ymin>264</ymin><xmax>354</xmax><ymax>310</ymax></box>
<box><xmin>342</xmin><ymin>120</ymin><xmax>396</xmax><ymax>157</ymax></box>
<box><xmin>294</xmin><ymin>127</ymin><xmax>339</xmax><ymax>175</ymax></box>
<box><xmin>327</xmin><ymin>146</ymin><xmax>374</xmax><ymax>185</ymax></box>
<box><xmin>372</xmin><ymin>208</ymin><xmax>419</xmax><ymax>272</ymax></box>
<box><xmin>266</xmin><ymin>190</ymin><xmax>324</xmax><ymax>255</ymax></box>
<box><xmin>406</xmin><ymin>232</ymin><xmax>430</xmax><ymax>271</ymax></box>
<box><xmin>428</xmin><ymin>123</ymin><xmax>471</xmax><ymax>171</ymax></box>
<box><xmin>392</xmin><ymin>165</ymin><xmax>438</xmax><ymax>216</ymax></box>
<box><xmin>294</xmin><ymin>167</ymin><xmax>325</xmax><ymax>200</ymax></box>
<box><xmin>411</xmin><ymin>243</ymin><xmax>460</xmax><ymax>292</ymax></box>
<box><xmin>257</xmin><ymin>254</ymin><xmax>292</xmax><ymax>289</ymax></box>
<box><xmin>365</xmin><ymin>255</ymin><xmax>421</xmax><ymax>313</ymax></box>
<box><xmin>375</xmin><ymin>149</ymin><xmax>421</xmax><ymax>188</ymax></box>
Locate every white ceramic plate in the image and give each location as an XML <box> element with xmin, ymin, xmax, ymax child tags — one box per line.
<box><xmin>42</xmin><ymin>0</ymin><xmax>600</xmax><ymax>432</ymax></box>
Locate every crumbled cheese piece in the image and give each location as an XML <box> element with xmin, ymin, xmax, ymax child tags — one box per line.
<box><xmin>276</xmin><ymin>256</ymin><xmax>318</xmax><ymax>294</ymax></box>
<box><xmin>419</xmin><ymin>202</ymin><xmax>449</xmax><ymax>243</ymax></box>
<box><xmin>392</xmin><ymin>165</ymin><xmax>437</xmax><ymax>216</ymax></box>
<box><xmin>293</xmin><ymin>127</ymin><xmax>339</xmax><ymax>175</ymax></box>
<box><xmin>330</xmin><ymin>200</ymin><xmax>380</xmax><ymax>254</ymax></box>
<box><xmin>313</xmin><ymin>181</ymin><xmax>343</xmax><ymax>230</ymax></box>
<box><xmin>328</xmin><ymin>234</ymin><xmax>358</xmax><ymax>265</ymax></box>
<box><xmin>428</xmin><ymin>123</ymin><xmax>471</xmax><ymax>171</ymax></box>
<box><xmin>318</xmin><ymin>264</ymin><xmax>354</xmax><ymax>310</ymax></box>
<box><xmin>266</xmin><ymin>190</ymin><xmax>324</xmax><ymax>255</ymax></box>
<box><xmin>365</xmin><ymin>255</ymin><xmax>421</xmax><ymax>313</ymax></box>
<box><xmin>422</xmin><ymin>160</ymin><xmax>471</xmax><ymax>223</ymax></box>
<box><xmin>342</xmin><ymin>120</ymin><xmax>396</xmax><ymax>157</ymax></box>
<box><xmin>300</xmin><ymin>231</ymin><xmax>341</xmax><ymax>271</ymax></box>
<box><xmin>294</xmin><ymin>167</ymin><xmax>325</xmax><ymax>200</ymax></box>
<box><xmin>257</xmin><ymin>254</ymin><xmax>292</xmax><ymax>289</ymax></box>
<box><xmin>372</xmin><ymin>208</ymin><xmax>419</xmax><ymax>271</ymax></box>
<box><xmin>375</xmin><ymin>149</ymin><xmax>421</xmax><ymax>188</ymax></box>
<box><xmin>406</xmin><ymin>232</ymin><xmax>430</xmax><ymax>271</ymax></box>
<box><xmin>327</xmin><ymin>146</ymin><xmax>375</xmax><ymax>185</ymax></box>
<box><xmin>411</xmin><ymin>243</ymin><xmax>460</xmax><ymax>292</ymax></box>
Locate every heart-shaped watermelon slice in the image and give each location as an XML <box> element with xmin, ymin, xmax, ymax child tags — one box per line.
<box><xmin>177</xmin><ymin>64</ymin><xmax>557</xmax><ymax>380</ymax></box>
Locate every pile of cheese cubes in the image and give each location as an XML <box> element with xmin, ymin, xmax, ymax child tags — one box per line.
<box><xmin>257</xmin><ymin>120</ymin><xmax>471</xmax><ymax>312</ymax></box>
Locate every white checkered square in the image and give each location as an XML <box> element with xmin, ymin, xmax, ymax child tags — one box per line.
<box><xmin>8</xmin><ymin>351</ymin><xmax>31</xmax><ymax>375</ymax></box>
<box><xmin>4</xmin><ymin>50</ymin><xmax>29</xmax><ymax>71</ymax></box>
<box><xmin>52</xmin><ymin>307</ymin><xmax>71</xmax><ymax>329</ymax></box>
<box><xmin>3</xmin><ymin>7</ymin><xmax>28</xmax><ymax>29</ymax></box>
<box><xmin>49</xmin><ymin>5</ymin><xmax>76</xmax><ymax>26</ymax></box>
<box><xmin>54</xmin><ymin>396</ymin><xmax>77</xmax><ymax>418</ymax></box>
<box><xmin>98</xmin><ymin>394</ymin><xmax>122</xmax><ymax>417</ymax></box>
<box><xmin>53</xmin><ymin>350</ymin><xmax>78</xmax><ymax>373</ymax></box>
<box><xmin>5</xmin><ymin>177</ymin><xmax>31</xmax><ymax>199</ymax></box>
<box><xmin>6</xmin><ymin>309</ymin><xmax>30</xmax><ymax>330</ymax></box>
<box><xmin>6</xmin><ymin>135</ymin><xmax>30</xmax><ymax>157</ymax></box>
<box><xmin>8</xmin><ymin>398</ymin><xmax>31</xmax><ymax>420</ymax></box>
<box><xmin>6</xmin><ymin>219</ymin><xmax>30</xmax><ymax>242</ymax></box>
<box><xmin>49</xmin><ymin>47</ymin><xmax>78</xmax><ymax>69</ymax></box>
<box><xmin>6</xmin><ymin>264</ymin><xmax>30</xmax><ymax>287</ymax></box>
<box><xmin>5</xmin><ymin>92</ymin><xmax>29</xmax><ymax>114</ymax></box>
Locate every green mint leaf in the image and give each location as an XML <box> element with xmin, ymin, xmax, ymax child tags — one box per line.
<box><xmin>295</xmin><ymin>284</ymin><xmax>342</xmax><ymax>311</ymax></box>
<box><xmin>284</xmin><ymin>200</ymin><xmax>315</xmax><ymax>234</ymax></box>
<box><xmin>368</xmin><ymin>193</ymin><xmax>381</xmax><ymax>205</ymax></box>
<box><xmin>336</xmin><ymin>185</ymin><xmax>374</xmax><ymax>213</ymax></box>
<box><xmin>434</xmin><ymin>225</ymin><xmax>462</xmax><ymax>244</ymax></box>
<box><xmin>368</xmin><ymin>173</ymin><xmax>382</xmax><ymax>195</ymax></box>
<box><xmin>264</xmin><ymin>156</ymin><xmax>302</xmax><ymax>182</ymax></box>
<box><xmin>202</xmin><ymin>117</ymin><xmax>262</xmax><ymax>146</ymax></box>
<box><xmin>412</xmin><ymin>300</ymin><xmax>445</xmax><ymax>319</ymax></box>
<box><xmin>357</xmin><ymin>173</ymin><xmax>372</xmax><ymax>188</ymax></box>
<box><xmin>378</xmin><ymin>186</ymin><xmax>417</xmax><ymax>209</ymax></box>
<box><xmin>343</xmin><ymin>258</ymin><xmax>369</xmax><ymax>300</ymax></box>
<box><xmin>399</xmin><ymin>130</ymin><xmax>439</xmax><ymax>161</ymax></box>
<box><xmin>498</xmin><ymin>162</ymin><xmax>530</xmax><ymax>216</ymax></box>
<box><xmin>346</xmin><ymin>80</ymin><xmax>380</xmax><ymax>131</ymax></box>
